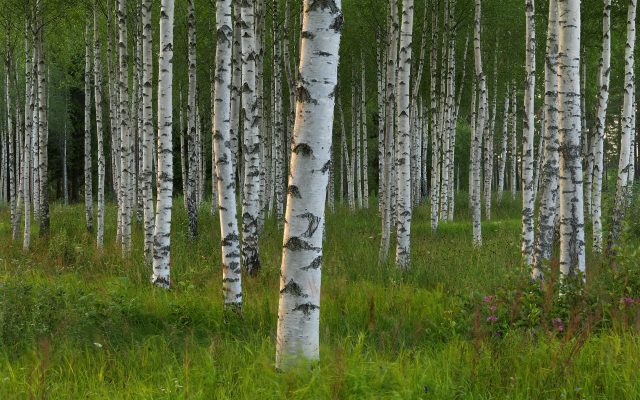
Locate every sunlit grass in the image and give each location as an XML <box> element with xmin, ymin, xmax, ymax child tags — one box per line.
<box><xmin>0</xmin><ymin>194</ymin><xmax>639</xmax><ymax>399</ymax></box>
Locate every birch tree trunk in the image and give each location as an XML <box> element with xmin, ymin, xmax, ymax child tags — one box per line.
<box><xmin>522</xmin><ymin>0</ymin><xmax>536</xmax><ymax>266</ymax></box>
<box><xmin>186</xmin><ymin>0</ymin><xmax>198</xmax><ymax>240</ymax></box>
<box><xmin>37</xmin><ymin>26</ymin><xmax>48</xmax><ymax>236</ymax></box>
<box><xmin>275</xmin><ymin>0</ymin><xmax>342</xmax><ymax>370</ymax></box>
<box><xmin>141</xmin><ymin>0</ymin><xmax>154</xmax><ymax>263</ymax></box>
<box><xmin>557</xmin><ymin>0</ymin><xmax>586</xmax><ymax>277</ymax></box>
<box><xmin>84</xmin><ymin>20</ymin><xmax>94</xmax><ymax>234</ymax></box>
<box><xmin>240</xmin><ymin>0</ymin><xmax>262</xmax><ymax>275</ymax></box>
<box><xmin>483</xmin><ymin>46</ymin><xmax>497</xmax><ymax>220</ymax></box>
<box><xmin>498</xmin><ymin>84</ymin><xmax>509</xmax><ymax>197</ymax></box>
<box><xmin>394</xmin><ymin>0</ymin><xmax>414</xmax><ymax>269</ymax></box>
<box><xmin>471</xmin><ymin>0</ymin><xmax>485</xmax><ymax>246</ymax></box>
<box><xmin>607</xmin><ymin>0</ymin><xmax>636</xmax><ymax>256</ymax></box>
<box><xmin>532</xmin><ymin>0</ymin><xmax>560</xmax><ymax>275</ymax></box>
<box><xmin>23</xmin><ymin>20</ymin><xmax>33</xmax><ymax>251</ymax></box>
<box><xmin>213</xmin><ymin>0</ymin><xmax>242</xmax><ymax>309</ymax></box>
<box><xmin>117</xmin><ymin>0</ymin><xmax>132</xmax><ymax>253</ymax></box>
<box><xmin>94</xmin><ymin>1</ymin><xmax>106</xmax><ymax>249</ymax></box>
<box><xmin>361</xmin><ymin>51</ymin><xmax>369</xmax><ymax>208</ymax></box>
<box><xmin>380</xmin><ymin>0</ymin><xmax>399</xmax><ymax>262</ymax></box>
<box><xmin>429</xmin><ymin>4</ymin><xmax>440</xmax><ymax>231</ymax></box>
<box><xmin>151</xmin><ymin>0</ymin><xmax>174</xmax><ymax>289</ymax></box>
<box><xmin>510</xmin><ymin>83</ymin><xmax>517</xmax><ymax>199</ymax></box>
<box><xmin>591</xmin><ymin>0</ymin><xmax>610</xmax><ymax>254</ymax></box>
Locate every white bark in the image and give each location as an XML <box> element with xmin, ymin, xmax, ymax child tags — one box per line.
<box><xmin>85</xmin><ymin>20</ymin><xmax>94</xmax><ymax>234</ymax></box>
<box><xmin>608</xmin><ymin>0</ymin><xmax>636</xmax><ymax>255</ymax></box>
<box><xmin>522</xmin><ymin>0</ymin><xmax>536</xmax><ymax>266</ymax></box>
<box><xmin>141</xmin><ymin>0</ymin><xmax>154</xmax><ymax>262</ymax></box>
<box><xmin>510</xmin><ymin>83</ymin><xmax>517</xmax><ymax>198</ymax></box>
<box><xmin>117</xmin><ymin>0</ymin><xmax>131</xmax><ymax>253</ymax></box>
<box><xmin>23</xmin><ymin>21</ymin><xmax>33</xmax><ymax>251</ymax></box>
<box><xmin>557</xmin><ymin>0</ymin><xmax>586</xmax><ymax>277</ymax></box>
<box><xmin>151</xmin><ymin>0</ymin><xmax>175</xmax><ymax>289</ymax></box>
<box><xmin>483</xmin><ymin>46</ymin><xmax>497</xmax><ymax>220</ymax></box>
<box><xmin>213</xmin><ymin>0</ymin><xmax>242</xmax><ymax>309</ymax></box>
<box><xmin>380</xmin><ymin>0</ymin><xmax>398</xmax><ymax>262</ymax></box>
<box><xmin>429</xmin><ymin>4</ymin><xmax>439</xmax><ymax>231</ymax></box>
<box><xmin>37</xmin><ymin>27</ymin><xmax>48</xmax><ymax>236</ymax></box>
<box><xmin>394</xmin><ymin>0</ymin><xmax>414</xmax><ymax>269</ymax></box>
<box><xmin>361</xmin><ymin>51</ymin><xmax>369</xmax><ymax>208</ymax></box>
<box><xmin>471</xmin><ymin>0</ymin><xmax>485</xmax><ymax>246</ymax></box>
<box><xmin>275</xmin><ymin>0</ymin><xmax>342</xmax><ymax>370</ymax></box>
<box><xmin>186</xmin><ymin>0</ymin><xmax>198</xmax><ymax>240</ymax></box>
<box><xmin>240</xmin><ymin>0</ymin><xmax>262</xmax><ymax>275</ymax></box>
<box><xmin>94</xmin><ymin>2</ymin><xmax>106</xmax><ymax>249</ymax></box>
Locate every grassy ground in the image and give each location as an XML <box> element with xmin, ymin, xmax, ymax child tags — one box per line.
<box><xmin>1</xmin><ymin>195</ymin><xmax>640</xmax><ymax>399</ymax></box>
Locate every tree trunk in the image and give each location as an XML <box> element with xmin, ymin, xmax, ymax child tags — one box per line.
<box><xmin>394</xmin><ymin>0</ymin><xmax>414</xmax><ymax>269</ymax></box>
<box><xmin>522</xmin><ymin>0</ymin><xmax>536</xmax><ymax>266</ymax></box>
<box><xmin>607</xmin><ymin>0</ymin><xmax>636</xmax><ymax>256</ymax></box>
<box><xmin>240</xmin><ymin>0</ymin><xmax>262</xmax><ymax>275</ymax></box>
<box><xmin>557</xmin><ymin>0</ymin><xmax>586</xmax><ymax>277</ymax></box>
<box><xmin>117</xmin><ymin>0</ymin><xmax>131</xmax><ymax>253</ymax></box>
<box><xmin>275</xmin><ymin>0</ymin><xmax>342</xmax><ymax>370</ymax></box>
<box><xmin>186</xmin><ymin>0</ymin><xmax>198</xmax><ymax>240</ymax></box>
<box><xmin>213</xmin><ymin>0</ymin><xmax>242</xmax><ymax>309</ymax></box>
<box><xmin>84</xmin><ymin>19</ymin><xmax>94</xmax><ymax>234</ymax></box>
<box><xmin>94</xmin><ymin>2</ymin><xmax>106</xmax><ymax>249</ymax></box>
<box><xmin>471</xmin><ymin>0</ymin><xmax>485</xmax><ymax>246</ymax></box>
<box><xmin>151</xmin><ymin>0</ymin><xmax>175</xmax><ymax>289</ymax></box>
<box><xmin>141</xmin><ymin>0</ymin><xmax>154</xmax><ymax>262</ymax></box>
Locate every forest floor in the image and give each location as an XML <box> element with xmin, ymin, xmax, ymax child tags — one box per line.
<box><xmin>1</xmin><ymin>195</ymin><xmax>640</xmax><ymax>399</ymax></box>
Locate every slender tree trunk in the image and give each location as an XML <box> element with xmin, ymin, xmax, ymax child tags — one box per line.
<box><xmin>608</xmin><ymin>0</ymin><xmax>636</xmax><ymax>256</ymax></box>
<box><xmin>429</xmin><ymin>3</ymin><xmax>439</xmax><ymax>231</ymax></box>
<box><xmin>151</xmin><ymin>0</ymin><xmax>175</xmax><ymax>288</ymax></box>
<box><xmin>483</xmin><ymin>45</ymin><xmax>497</xmax><ymax>220</ymax></box>
<box><xmin>84</xmin><ymin>20</ymin><xmax>94</xmax><ymax>234</ymax></box>
<box><xmin>117</xmin><ymin>0</ymin><xmax>131</xmax><ymax>253</ymax></box>
<box><xmin>522</xmin><ymin>0</ymin><xmax>536</xmax><ymax>266</ymax></box>
<box><xmin>394</xmin><ymin>0</ymin><xmax>414</xmax><ymax>269</ymax></box>
<box><xmin>471</xmin><ymin>0</ymin><xmax>485</xmax><ymax>246</ymax></box>
<box><xmin>275</xmin><ymin>0</ymin><xmax>342</xmax><ymax>370</ymax></box>
<box><xmin>380</xmin><ymin>0</ymin><xmax>399</xmax><ymax>262</ymax></box>
<box><xmin>498</xmin><ymin>83</ymin><xmax>509</xmax><ymax>197</ymax></box>
<box><xmin>94</xmin><ymin>2</ymin><xmax>106</xmax><ymax>248</ymax></box>
<box><xmin>557</xmin><ymin>0</ymin><xmax>586</xmax><ymax>277</ymax></box>
<box><xmin>240</xmin><ymin>0</ymin><xmax>262</xmax><ymax>275</ymax></box>
<box><xmin>37</xmin><ymin>25</ymin><xmax>48</xmax><ymax>236</ymax></box>
<box><xmin>213</xmin><ymin>0</ymin><xmax>242</xmax><ymax>309</ymax></box>
<box><xmin>510</xmin><ymin>83</ymin><xmax>517</xmax><ymax>198</ymax></box>
<box><xmin>186</xmin><ymin>0</ymin><xmax>198</xmax><ymax>240</ymax></box>
<box><xmin>141</xmin><ymin>0</ymin><xmax>154</xmax><ymax>262</ymax></box>
<box><xmin>23</xmin><ymin>19</ymin><xmax>33</xmax><ymax>250</ymax></box>
<box><xmin>361</xmin><ymin>51</ymin><xmax>369</xmax><ymax>208</ymax></box>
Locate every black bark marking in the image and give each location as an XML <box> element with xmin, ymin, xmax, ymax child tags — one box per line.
<box><xmin>301</xmin><ymin>255</ymin><xmax>322</xmax><ymax>270</ymax></box>
<box><xmin>280</xmin><ymin>279</ymin><xmax>307</xmax><ymax>297</ymax></box>
<box><xmin>293</xmin><ymin>143</ymin><xmax>313</xmax><ymax>157</ymax></box>
<box><xmin>293</xmin><ymin>302</ymin><xmax>319</xmax><ymax>316</ymax></box>
<box><xmin>283</xmin><ymin>237</ymin><xmax>321</xmax><ymax>252</ymax></box>
<box><xmin>297</xmin><ymin>212</ymin><xmax>321</xmax><ymax>237</ymax></box>
<box><xmin>287</xmin><ymin>185</ymin><xmax>302</xmax><ymax>198</ymax></box>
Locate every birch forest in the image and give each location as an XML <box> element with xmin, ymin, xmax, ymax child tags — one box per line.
<box><xmin>2</xmin><ymin>0</ymin><xmax>640</xmax><ymax>397</ymax></box>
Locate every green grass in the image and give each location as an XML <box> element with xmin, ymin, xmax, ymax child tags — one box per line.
<box><xmin>1</xmin><ymin>195</ymin><xmax>640</xmax><ymax>399</ymax></box>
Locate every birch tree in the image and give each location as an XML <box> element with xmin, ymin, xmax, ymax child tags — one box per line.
<box><xmin>84</xmin><ymin>20</ymin><xmax>94</xmax><ymax>234</ymax></box>
<box><xmin>591</xmin><ymin>0</ymin><xmax>611</xmax><ymax>254</ymax></box>
<box><xmin>240</xmin><ymin>0</ymin><xmax>262</xmax><ymax>275</ymax></box>
<box><xmin>151</xmin><ymin>0</ymin><xmax>174</xmax><ymax>288</ymax></box>
<box><xmin>213</xmin><ymin>0</ymin><xmax>242</xmax><ymax>309</ymax></box>
<box><xmin>275</xmin><ymin>0</ymin><xmax>342</xmax><ymax>370</ymax></box>
<box><xmin>557</xmin><ymin>0</ymin><xmax>586</xmax><ymax>277</ymax></box>
<box><xmin>186</xmin><ymin>0</ymin><xmax>198</xmax><ymax>240</ymax></box>
<box><xmin>394</xmin><ymin>0</ymin><xmax>414</xmax><ymax>269</ymax></box>
<box><xmin>522</xmin><ymin>0</ymin><xmax>536</xmax><ymax>266</ymax></box>
<box><xmin>471</xmin><ymin>0</ymin><xmax>485</xmax><ymax>246</ymax></box>
<box><xmin>533</xmin><ymin>0</ymin><xmax>559</xmax><ymax>278</ymax></box>
<box><xmin>141</xmin><ymin>0</ymin><xmax>154</xmax><ymax>262</ymax></box>
<box><xmin>608</xmin><ymin>0</ymin><xmax>636</xmax><ymax>255</ymax></box>
<box><xmin>94</xmin><ymin>1</ymin><xmax>106</xmax><ymax>248</ymax></box>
